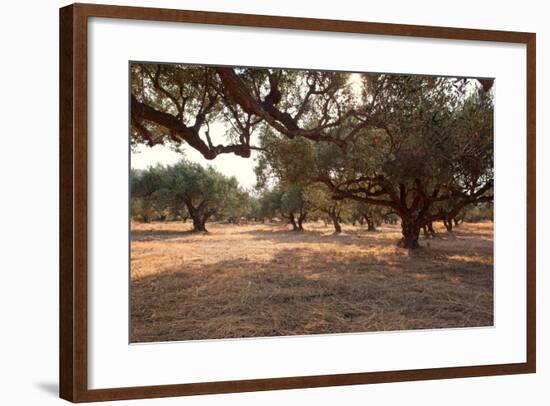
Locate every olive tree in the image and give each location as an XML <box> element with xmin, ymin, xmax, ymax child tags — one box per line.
<box><xmin>253</xmin><ymin>77</ymin><xmax>493</xmax><ymax>248</ymax></box>
<box><xmin>256</xmin><ymin>188</ymin><xmax>284</xmax><ymax>222</ymax></box>
<box><xmin>304</xmin><ymin>184</ymin><xmax>351</xmax><ymax>233</ymax></box>
<box><xmin>280</xmin><ymin>185</ymin><xmax>310</xmax><ymax>231</ymax></box>
<box><xmin>130</xmin><ymin>167</ymin><xmax>171</xmax><ymax>222</ymax></box>
<box><xmin>131</xmin><ymin>160</ymin><xmax>249</xmax><ymax>232</ymax></box>
<box><xmin>349</xmin><ymin>201</ymin><xmax>387</xmax><ymax>232</ymax></box>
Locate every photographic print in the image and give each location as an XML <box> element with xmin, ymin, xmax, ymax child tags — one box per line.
<box><xmin>129</xmin><ymin>62</ymin><xmax>494</xmax><ymax>343</ymax></box>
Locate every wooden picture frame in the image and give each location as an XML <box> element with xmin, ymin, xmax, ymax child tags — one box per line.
<box><xmin>59</xmin><ymin>3</ymin><xmax>536</xmax><ymax>402</ymax></box>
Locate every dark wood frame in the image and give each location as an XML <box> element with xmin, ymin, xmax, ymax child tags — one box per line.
<box><xmin>60</xmin><ymin>3</ymin><xmax>536</xmax><ymax>403</ymax></box>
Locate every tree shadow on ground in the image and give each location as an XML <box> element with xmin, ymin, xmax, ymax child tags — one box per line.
<box><xmin>234</xmin><ymin>226</ymin><xmax>399</xmax><ymax>247</ymax></box>
<box><xmin>130</xmin><ymin>244</ymin><xmax>493</xmax><ymax>343</ymax></box>
<box><xmin>131</xmin><ymin>228</ymin><xmax>201</xmax><ymax>242</ymax></box>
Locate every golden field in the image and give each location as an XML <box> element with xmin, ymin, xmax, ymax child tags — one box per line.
<box><xmin>130</xmin><ymin>221</ymin><xmax>493</xmax><ymax>342</ymax></box>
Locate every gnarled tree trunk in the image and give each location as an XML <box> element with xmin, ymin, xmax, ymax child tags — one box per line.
<box><xmin>400</xmin><ymin>217</ymin><xmax>421</xmax><ymax>249</ymax></box>
<box><xmin>287</xmin><ymin>213</ymin><xmax>300</xmax><ymax>231</ymax></box>
<box><xmin>191</xmin><ymin>216</ymin><xmax>208</xmax><ymax>232</ymax></box>
<box><xmin>297</xmin><ymin>212</ymin><xmax>307</xmax><ymax>231</ymax></box>
<box><xmin>422</xmin><ymin>221</ymin><xmax>436</xmax><ymax>238</ymax></box>
<box><xmin>365</xmin><ymin>215</ymin><xmax>377</xmax><ymax>232</ymax></box>
<box><xmin>443</xmin><ymin>218</ymin><xmax>453</xmax><ymax>233</ymax></box>
<box><xmin>330</xmin><ymin>213</ymin><xmax>342</xmax><ymax>233</ymax></box>
<box><xmin>184</xmin><ymin>200</ymin><xmax>211</xmax><ymax>233</ymax></box>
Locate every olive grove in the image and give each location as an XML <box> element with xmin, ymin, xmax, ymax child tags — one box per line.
<box><xmin>130</xmin><ymin>63</ymin><xmax>493</xmax><ymax>247</ymax></box>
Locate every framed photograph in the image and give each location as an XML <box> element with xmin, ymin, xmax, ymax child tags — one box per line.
<box><xmin>59</xmin><ymin>3</ymin><xmax>536</xmax><ymax>402</ymax></box>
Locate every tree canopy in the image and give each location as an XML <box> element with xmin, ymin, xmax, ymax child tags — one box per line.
<box><xmin>131</xmin><ymin>160</ymin><xmax>249</xmax><ymax>232</ymax></box>
<box><xmin>131</xmin><ymin>63</ymin><xmax>494</xmax><ymax>247</ymax></box>
<box><xmin>253</xmin><ymin>75</ymin><xmax>493</xmax><ymax>247</ymax></box>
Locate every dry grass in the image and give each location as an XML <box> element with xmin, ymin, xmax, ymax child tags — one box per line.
<box><xmin>130</xmin><ymin>221</ymin><xmax>493</xmax><ymax>343</ymax></box>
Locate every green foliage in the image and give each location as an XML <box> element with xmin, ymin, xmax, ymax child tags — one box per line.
<box><xmin>256</xmin><ymin>188</ymin><xmax>284</xmax><ymax>220</ymax></box>
<box><xmin>254</xmin><ymin>185</ymin><xmax>311</xmax><ymax>230</ymax></box>
<box><xmin>280</xmin><ymin>185</ymin><xmax>307</xmax><ymax>215</ymax></box>
<box><xmin>130</xmin><ymin>167</ymin><xmax>173</xmax><ymax>222</ymax></box>
<box><xmin>306</xmin><ymin>183</ymin><xmax>350</xmax><ymax>217</ymax></box>
<box><xmin>348</xmin><ymin>201</ymin><xmax>390</xmax><ymax>230</ymax></box>
<box><xmin>130</xmin><ymin>160</ymin><xmax>251</xmax><ymax>231</ymax></box>
<box><xmin>463</xmin><ymin>202</ymin><xmax>494</xmax><ymax>222</ymax></box>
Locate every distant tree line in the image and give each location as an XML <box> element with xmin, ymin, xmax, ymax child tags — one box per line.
<box><xmin>131</xmin><ymin>160</ymin><xmax>491</xmax><ymax>236</ymax></box>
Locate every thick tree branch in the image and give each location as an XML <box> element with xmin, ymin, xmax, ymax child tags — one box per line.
<box><xmin>131</xmin><ymin>96</ymin><xmax>257</xmax><ymax>159</ymax></box>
